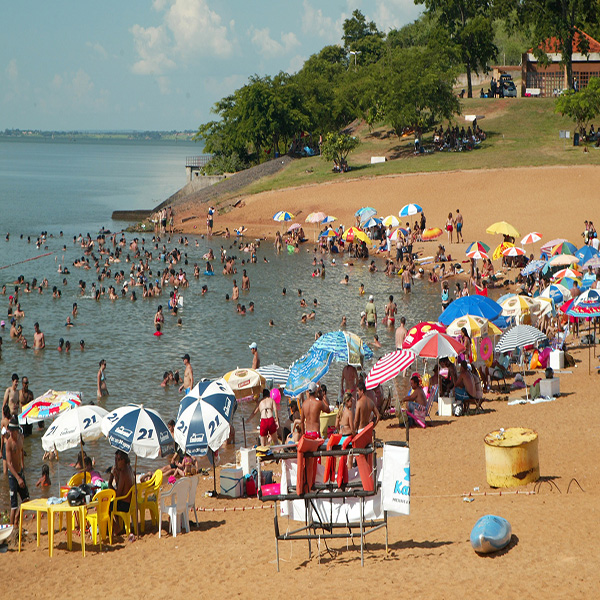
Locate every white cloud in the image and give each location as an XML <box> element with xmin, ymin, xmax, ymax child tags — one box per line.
<box><xmin>249</xmin><ymin>27</ymin><xmax>300</xmax><ymax>58</ymax></box>
<box><xmin>374</xmin><ymin>0</ymin><xmax>423</xmax><ymax>31</ymax></box>
<box><xmin>204</xmin><ymin>73</ymin><xmax>246</xmax><ymax>99</ymax></box>
<box><xmin>131</xmin><ymin>24</ymin><xmax>176</xmax><ymax>76</ymax></box>
<box><xmin>6</xmin><ymin>59</ymin><xmax>18</xmax><ymax>80</ymax></box>
<box><xmin>86</xmin><ymin>42</ymin><xmax>109</xmax><ymax>59</ymax></box>
<box><xmin>301</xmin><ymin>1</ymin><xmax>342</xmax><ymax>42</ymax></box>
<box><xmin>287</xmin><ymin>54</ymin><xmax>306</xmax><ymax>74</ymax></box>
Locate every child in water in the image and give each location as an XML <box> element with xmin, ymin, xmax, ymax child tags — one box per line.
<box><xmin>36</xmin><ymin>464</ymin><xmax>51</xmax><ymax>487</ymax></box>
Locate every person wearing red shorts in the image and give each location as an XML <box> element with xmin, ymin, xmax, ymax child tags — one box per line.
<box><xmin>252</xmin><ymin>389</ymin><xmax>279</xmax><ymax>445</ymax></box>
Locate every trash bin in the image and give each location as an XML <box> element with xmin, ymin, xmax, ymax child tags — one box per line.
<box><xmin>574</xmin><ymin>132</ymin><xmax>580</xmax><ymax>146</ymax></box>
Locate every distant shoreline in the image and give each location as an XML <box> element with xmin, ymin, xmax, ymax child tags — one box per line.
<box><xmin>0</xmin><ymin>130</ymin><xmax>197</xmax><ymax>142</ymax></box>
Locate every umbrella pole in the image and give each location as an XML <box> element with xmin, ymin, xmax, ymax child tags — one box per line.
<box><xmin>242</xmin><ymin>417</ymin><xmax>247</xmax><ymax>447</ymax></box>
<box><xmin>133</xmin><ymin>455</ymin><xmax>139</xmax><ymax>537</ymax></box>
<box><xmin>589</xmin><ymin>320</ymin><xmax>592</xmax><ymax>375</ymax></box>
<box><xmin>211</xmin><ymin>449</ymin><xmax>217</xmax><ymax>495</ymax></box>
<box><xmin>80</xmin><ymin>437</ymin><xmax>85</xmax><ymax>483</ymax></box>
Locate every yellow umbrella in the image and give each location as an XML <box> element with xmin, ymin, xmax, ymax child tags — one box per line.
<box><xmin>342</xmin><ymin>227</ymin><xmax>371</xmax><ymax>244</ymax></box>
<box><xmin>445</xmin><ymin>315</ymin><xmax>490</xmax><ymax>338</ymax></box>
<box><xmin>492</xmin><ymin>242</ymin><xmax>514</xmax><ymax>260</ymax></box>
<box><xmin>486</xmin><ymin>221</ymin><xmax>520</xmax><ymax>238</ymax></box>
<box><xmin>500</xmin><ymin>295</ymin><xmax>537</xmax><ymax>317</ymax></box>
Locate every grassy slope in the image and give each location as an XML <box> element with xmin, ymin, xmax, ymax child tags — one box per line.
<box><xmin>242</xmin><ymin>97</ymin><xmax>600</xmax><ymax>196</ymax></box>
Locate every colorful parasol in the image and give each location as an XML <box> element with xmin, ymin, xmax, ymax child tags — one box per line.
<box><xmin>402</xmin><ymin>321</ymin><xmax>447</xmax><ymax>349</ymax></box>
<box><xmin>521</xmin><ymin>232</ymin><xmax>542</xmax><ymax>245</ymax></box>
<box><xmin>492</xmin><ymin>242</ymin><xmax>514</xmax><ymax>260</ymax></box>
<box><xmin>19</xmin><ymin>390</ymin><xmax>82</xmax><ymax>424</ymax></box>
<box><xmin>502</xmin><ymin>246</ymin><xmax>526</xmax><ymax>257</ymax></box>
<box><xmin>382</xmin><ymin>215</ymin><xmax>400</xmax><ymax>228</ymax></box>
<box><xmin>399</xmin><ymin>204</ymin><xmax>423</xmax><ymax>217</ymax></box>
<box><xmin>365</xmin><ymin>350</ymin><xmax>416</xmax><ymax>390</ymax></box>
<box><xmin>551</xmin><ymin>241</ymin><xmax>577</xmax><ymax>256</ymax></box>
<box><xmin>422</xmin><ymin>227</ymin><xmax>443</xmax><ymax>241</ymax></box>
<box><xmin>273</xmin><ymin>211</ymin><xmax>294</xmax><ymax>222</ymax></box>
<box><xmin>342</xmin><ymin>227</ymin><xmax>370</xmax><ymax>244</ymax></box>
<box><xmin>306</xmin><ymin>212</ymin><xmax>327</xmax><ymax>223</ymax></box>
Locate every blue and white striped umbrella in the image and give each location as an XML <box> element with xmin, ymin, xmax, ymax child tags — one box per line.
<box><xmin>175</xmin><ymin>379</ymin><xmax>236</xmax><ymax>457</ymax></box>
<box><xmin>311</xmin><ymin>331</ymin><xmax>374</xmax><ymax>365</ymax></box>
<box><xmin>257</xmin><ymin>364</ymin><xmax>290</xmax><ymax>386</ymax></box>
<box><xmin>363</xmin><ymin>217</ymin><xmax>383</xmax><ymax>228</ymax></box>
<box><xmin>539</xmin><ymin>284</ymin><xmax>571</xmax><ymax>305</ymax></box>
<box><xmin>284</xmin><ymin>349</ymin><xmax>333</xmax><ymax>397</ymax></box>
<box><xmin>101</xmin><ymin>404</ymin><xmax>174</xmax><ymax>459</ymax></box>
<box><xmin>273</xmin><ymin>211</ymin><xmax>294</xmax><ymax>222</ymax></box>
<box><xmin>322</xmin><ymin>215</ymin><xmax>337</xmax><ymax>224</ymax></box>
<box><xmin>399</xmin><ymin>203</ymin><xmax>423</xmax><ymax>217</ymax></box>
<box><xmin>355</xmin><ymin>207</ymin><xmax>376</xmax><ymax>218</ymax></box>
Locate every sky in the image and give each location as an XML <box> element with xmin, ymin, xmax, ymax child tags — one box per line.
<box><xmin>1</xmin><ymin>0</ymin><xmax>422</xmax><ymax>132</ymax></box>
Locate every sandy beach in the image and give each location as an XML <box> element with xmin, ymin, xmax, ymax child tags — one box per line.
<box><xmin>8</xmin><ymin>164</ymin><xmax>600</xmax><ymax>598</ymax></box>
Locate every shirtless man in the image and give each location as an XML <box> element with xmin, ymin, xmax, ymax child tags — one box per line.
<box><xmin>401</xmin><ymin>268</ymin><xmax>413</xmax><ymax>294</ymax></box>
<box><xmin>385</xmin><ymin>295</ymin><xmax>397</xmax><ymax>327</ymax></box>
<box><xmin>251</xmin><ymin>389</ymin><xmax>279</xmax><ymax>445</ymax></box>
<box><xmin>455</xmin><ymin>209</ymin><xmax>464</xmax><ymax>243</ymax></box>
<box><xmin>19</xmin><ymin>376</ymin><xmax>36</xmax><ymax>434</ymax></box>
<box><xmin>249</xmin><ymin>342</ymin><xmax>260</xmax><ymax>369</ymax></box>
<box><xmin>3</xmin><ymin>373</ymin><xmax>20</xmax><ymax>417</ymax></box>
<box><xmin>395</xmin><ymin>316</ymin><xmax>408</xmax><ymax>350</ymax></box>
<box><xmin>179</xmin><ymin>353</ymin><xmax>194</xmax><ymax>393</ymax></box>
<box><xmin>454</xmin><ymin>360</ymin><xmax>476</xmax><ymax>415</ymax></box>
<box><xmin>242</xmin><ymin>270</ymin><xmax>250</xmax><ymax>291</ymax></box>
<box><xmin>33</xmin><ymin>321</ymin><xmax>45</xmax><ymax>349</ymax></box>
<box><xmin>6</xmin><ymin>417</ymin><xmax>29</xmax><ymax>526</ymax></box>
<box><xmin>341</xmin><ymin>363</ymin><xmax>359</xmax><ymax>401</ymax></box>
<box><xmin>301</xmin><ymin>382</ymin><xmax>330</xmax><ymax>438</ymax></box>
<box><xmin>354</xmin><ymin>381</ymin><xmax>380</xmax><ymax>432</ymax></box>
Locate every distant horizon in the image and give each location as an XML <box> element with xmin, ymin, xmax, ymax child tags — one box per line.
<box><xmin>1</xmin><ymin>128</ymin><xmax>197</xmax><ymax>135</ymax></box>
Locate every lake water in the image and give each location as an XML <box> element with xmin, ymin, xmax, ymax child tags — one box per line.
<box><xmin>0</xmin><ymin>138</ymin><xmax>441</xmax><ymax>508</ymax></box>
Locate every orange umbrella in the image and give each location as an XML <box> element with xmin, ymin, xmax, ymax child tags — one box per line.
<box><xmin>422</xmin><ymin>227</ymin><xmax>443</xmax><ymax>241</ymax></box>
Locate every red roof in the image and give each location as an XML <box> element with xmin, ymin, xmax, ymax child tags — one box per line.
<box><xmin>531</xmin><ymin>30</ymin><xmax>600</xmax><ymax>54</ymax></box>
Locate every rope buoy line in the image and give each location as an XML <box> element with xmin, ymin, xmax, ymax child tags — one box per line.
<box><xmin>0</xmin><ymin>251</ymin><xmax>54</xmax><ymax>271</ymax></box>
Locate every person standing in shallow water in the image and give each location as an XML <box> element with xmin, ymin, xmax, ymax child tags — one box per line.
<box><xmin>97</xmin><ymin>359</ymin><xmax>108</xmax><ymax>398</ymax></box>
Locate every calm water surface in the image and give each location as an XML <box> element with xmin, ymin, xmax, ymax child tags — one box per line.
<box><xmin>0</xmin><ymin>139</ymin><xmax>442</xmax><ymax>508</ymax></box>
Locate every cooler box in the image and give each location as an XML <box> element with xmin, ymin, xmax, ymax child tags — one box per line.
<box><xmin>320</xmin><ymin>408</ymin><xmax>338</xmax><ymax>437</ymax></box>
<box><xmin>549</xmin><ymin>350</ymin><xmax>564</xmax><ymax>371</ymax></box>
<box><xmin>240</xmin><ymin>448</ymin><xmax>257</xmax><ymax>476</ymax></box>
<box><xmin>438</xmin><ymin>396</ymin><xmax>454</xmax><ymax>417</ymax></box>
<box><xmin>220</xmin><ymin>468</ymin><xmax>244</xmax><ymax>498</ymax></box>
<box><xmin>540</xmin><ymin>378</ymin><xmax>560</xmax><ymax>397</ymax></box>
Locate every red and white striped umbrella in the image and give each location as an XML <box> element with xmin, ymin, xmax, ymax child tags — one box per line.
<box><xmin>521</xmin><ymin>232</ymin><xmax>542</xmax><ymax>245</ymax></box>
<box><xmin>502</xmin><ymin>246</ymin><xmax>526</xmax><ymax>257</ymax></box>
<box><xmin>409</xmin><ymin>331</ymin><xmax>465</xmax><ymax>359</ymax></box>
<box><xmin>365</xmin><ymin>350</ymin><xmax>415</xmax><ymax>390</ymax></box>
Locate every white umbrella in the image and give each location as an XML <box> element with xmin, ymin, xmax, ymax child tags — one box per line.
<box><xmin>495</xmin><ymin>325</ymin><xmax>547</xmax><ymax>354</ymax></box>
<box><xmin>42</xmin><ymin>405</ymin><xmax>108</xmax><ymax>453</ymax></box>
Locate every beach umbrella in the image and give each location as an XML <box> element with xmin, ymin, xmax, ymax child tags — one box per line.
<box><xmin>566</xmin><ymin>289</ymin><xmax>600</xmax><ymax>373</ymax></box>
<box><xmin>521</xmin><ymin>259</ymin><xmax>545</xmax><ymax>276</ymax></box>
<box><xmin>273</xmin><ymin>211</ymin><xmax>294</xmax><ymax>222</ymax></box>
<box><xmin>257</xmin><ymin>364</ymin><xmax>290</xmax><ymax>387</ymax></box>
<box><xmin>319</xmin><ymin>229</ymin><xmax>337</xmax><ymax>238</ymax></box>
<box><xmin>409</xmin><ymin>331</ymin><xmax>465</xmax><ymax>359</ymax></box>
<box><xmin>533</xmin><ymin>296</ymin><xmax>555</xmax><ymax>317</ymax></box>
<box><xmin>575</xmin><ymin>245</ymin><xmax>600</xmax><ymax>264</ymax></box>
<box><xmin>174</xmin><ymin>379</ymin><xmax>236</xmax><ymax>457</ymax></box>
<box><xmin>540</xmin><ymin>238</ymin><xmax>568</xmax><ymax>255</ymax></box>
<box><xmin>467</xmin><ymin>241</ymin><xmax>491</xmax><ymax>253</ymax></box>
<box><xmin>365</xmin><ymin>350</ymin><xmax>416</xmax><ymax>390</ymax></box>
<box><xmin>549</xmin><ymin>254</ymin><xmax>580</xmax><ymax>267</ymax></box>
<box><xmin>402</xmin><ymin>321</ymin><xmax>447</xmax><ymax>350</ymax></box>
<box><xmin>355</xmin><ymin>207</ymin><xmax>376</xmax><ymax>220</ymax></box>
<box><xmin>18</xmin><ymin>390</ymin><xmax>81</xmax><ymax>425</ymax></box>
<box><xmin>502</xmin><ymin>246</ymin><xmax>526</xmax><ymax>257</ymax></box>
<box><xmin>363</xmin><ymin>217</ymin><xmax>383</xmax><ymax>229</ymax></box>
<box><xmin>500</xmin><ymin>295</ymin><xmax>537</xmax><ymax>318</ymax></box>
<box><xmin>399</xmin><ymin>203</ymin><xmax>423</xmax><ymax>217</ymax></box>
<box><xmin>551</xmin><ymin>241</ymin><xmax>577</xmax><ymax>256</ymax></box>
<box><xmin>539</xmin><ymin>284</ymin><xmax>571</xmax><ymax>305</ymax></box>
<box><xmin>492</xmin><ymin>242</ymin><xmax>514</xmax><ymax>260</ymax></box>
<box><xmin>495</xmin><ymin>325</ymin><xmax>547</xmax><ymax>354</ymax></box>
<box><xmin>322</xmin><ymin>215</ymin><xmax>337</xmax><ymax>224</ymax></box>
<box><xmin>342</xmin><ymin>227</ymin><xmax>370</xmax><ymax>244</ymax></box>
<box><xmin>305</xmin><ymin>212</ymin><xmax>327</xmax><ymax>223</ymax></box>
<box><xmin>223</xmin><ymin>368</ymin><xmax>265</xmax><ymax>401</ymax></box>
<box><xmin>521</xmin><ymin>232</ymin><xmax>542</xmax><ymax>245</ymax></box>
<box><xmin>287</xmin><ymin>223</ymin><xmax>301</xmax><ymax>232</ymax></box>
<box><xmin>486</xmin><ymin>221</ymin><xmax>520</xmax><ymax>238</ymax></box>
<box><xmin>584</xmin><ymin>255</ymin><xmax>600</xmax><ymax>269</ymax></box>
<box><xmin>389</xmin><ymin>228</ymin><xmax>409</xmax><ymax>242</ymax></box>
<box><xmin>42</xmin><ymin>405</ymin><xmax>108</xmax><ymax>453</ymax></box>
<box><xmin>382</xmin><ymin>215</ymin><xmax>400</xmax><ymax>227</ymax></box>
<box><xmin>445</xmin><ymin>315</ymin><xmax>494</xmax><ymax>338</ymax></box>
<box><xmin>553</xmin><ymin>276</ymin><xmax>582</xmax><ymax>290</ymax></box>
<box><xmin>422</xmin><ymin>227</ymin><xmax>443</xmax><ymax>241</ymax></box>
<box><xmin>552</xmin><ymin>267</ymin><xmax>582</xmax><ymax>280</ymax></box>
<box><xmin>438</xmin><ymin>296</ymin><xmax>502</xmax><ymax>325</ymax></box>
<box><xmin>312</xmin><ymin>331</ymin><xmax>373</xmax><ymax>365</ymax></box>
<box><xmin>284</xmin><ymin>349</ymin><xmax>334</xmax><ymax>397</ymax></box>
<box><xmin>101</xmin><ymin>404</ymin><xmax>174</xmax><ymax>459</ymax></box>
<box><xmin>467</xmin><ymin>248</ymin><xmax>489</xmax><ymax>260</ymax></box>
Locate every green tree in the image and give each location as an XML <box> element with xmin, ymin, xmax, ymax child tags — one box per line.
<box><xmin>498</xmin><ymin>0</ymin><xmax>599</xmax><ymax>89</ymax></box>
<box><xmin>416</xmin><ymin>0</ymin><xmax>497</xmax><ymax>97</ymax></box>
<box><xmin>320</xmin><ymin>132</ymin><xmax>360</xmax><ymax>168</ymax></box>
<box><xmin>342</xmin><ymin>9</ymin><xmax>386</xmax><ymax>66</ymax></box>
<box><xmin>555</xmin><ymin>76</ymin><xmax>600</xmax><ymax>132</ymax></box>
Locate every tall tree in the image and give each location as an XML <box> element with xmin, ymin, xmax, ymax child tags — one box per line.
<box><xmin>342</xmin><ymin>9</ymin><xmax>386</xmax><ymax>66</ymax></box>
<box><xmin>555</xmin><ymin>76</ymin><xmax>600</xmax><ymax>132</ymax></box>
<box><xmin>416</xmin><ymin>0</ymin><xmax>497</xmax><ymax>97</ymax></box>
<box><xmin>498</xmin><ymin>0</ymin><xmax>599</xmax><ymax>89</ymax></box>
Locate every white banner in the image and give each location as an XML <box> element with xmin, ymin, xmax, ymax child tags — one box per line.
<box><xmin>381</xmin><ymin>444</ymin><xmax>410</xmax><ymax>515</ymax></box>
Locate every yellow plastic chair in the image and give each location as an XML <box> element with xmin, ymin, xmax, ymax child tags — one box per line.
<box><xmin>138</xmin><ymin>470</ymin><xmax>163</xmax><ymax>533</ymax></box>
<box><xmin>112</xmin><ymin>485</ymin><xmax>138</xmax><ymax>536</ymax></box>
<box><xmin>67</xmin><ymin>472</ymin><xmax>92</xmax><ymax>487</ymax></box>
<box><xmin>86</xmin><ymin>489</ymin><xmax>116</xmax><ymax>549</ymax></box>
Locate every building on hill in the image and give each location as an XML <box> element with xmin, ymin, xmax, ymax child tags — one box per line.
<box><xmin>521</xmin><ymin>30</ymin><xmax>600</xmax><ymax>97</ymax></box>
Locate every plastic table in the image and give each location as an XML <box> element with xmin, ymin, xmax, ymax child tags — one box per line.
<box><xmin>48</xmin><ymin>501</ymin><xmax>96</xmax><ymax>557</ymax></box>
<box><xmin>18</xmin><ymin>498</ymin><xmax>53</xmax><ymax>555</ymax></box>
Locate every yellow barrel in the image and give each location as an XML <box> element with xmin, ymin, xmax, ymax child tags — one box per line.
<box><xmin>484</xmin><ymin>427</ymin><xmax>540</xmax><ymax>488</ymax></box>
<box><xmin>320</xmin><ymin>409</ymin><xmax>338</xmax><ymax>438</ymax></box>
